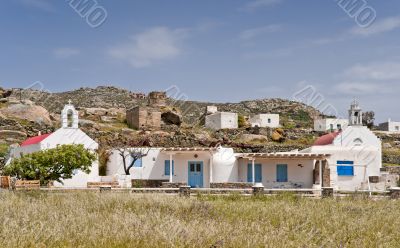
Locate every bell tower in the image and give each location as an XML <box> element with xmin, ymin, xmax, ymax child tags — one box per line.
<box><xmin>61</xmin><ymin>100</ymin><xmax>79</xmax><ymax>129</ymax></box>
<box><xmin>349</xmin><ymin>99</ymin><xmax>363</xmax><ymax>126</ymax></box>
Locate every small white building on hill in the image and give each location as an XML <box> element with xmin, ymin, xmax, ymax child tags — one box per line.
<box><xmin>314</xmin><ymin>118</ymin><xmax>349</xmax><ymax>132</ymax></box>
<box><xmin>378</xmin><ymin>119</ymin><xmax>400</xmax><ymax>133</ymax></box>
<box><xmin>7</xmin><ymin>102</ymin><xmax>99</xmax><ymax>188</ymax></box>
<box><xmin>205</xmin><ymin>106</ymin><xmax>238</xmax><ymax>130</ymax></box>
<box><xmin>249</xmin><ymin>114</ymin><xmax>280</xmax><ymax>128</ymax></box>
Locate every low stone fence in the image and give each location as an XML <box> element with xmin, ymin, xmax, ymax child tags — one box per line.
<box><xmin>87</xmin><ymin>181</ymin><xmax>120</xmax><ymax>189</ymax></box>
<box><xmin>132</xmin><ymin>179</ymin><xmax>169</xmax><ymax>188</ymax></box>
<box><xmin>14</xmin><ymin>180</ymin><xmax>40</xmax><ymax>190</ymax></box>
<box><xmin>210</xmin><ymin>182</ymin><xmax>253</xmax><ymax>189</ymax></box>
<box><xmin>161</xmin><ymin>182</ymin><xmax>187</xmax><ymax>188</ymax></box>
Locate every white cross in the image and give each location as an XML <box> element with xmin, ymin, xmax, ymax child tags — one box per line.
<box><xmin>68</xmin><ymin>99</ymin><xmax>72</xmax><ymax>105</ymax></box>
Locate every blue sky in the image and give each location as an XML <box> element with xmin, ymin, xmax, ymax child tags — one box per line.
<box><xmin>0</xmin><ymin>0</ymin><xmax>399</xmax><ymax>122</ymax></box>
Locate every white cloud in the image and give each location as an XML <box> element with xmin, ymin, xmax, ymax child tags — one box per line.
<box><xmin>241</xmin><ymin>0</ymin><xmax>283</xmax><ymax>12</ymax></box>
<box><xmin>350</xmin><ymin>16</ymin><xmax>400</xmax><ymax>36</ymax></box>
<box><xmin>19</xmin><ymin>0</ymin><xmax>54</xmax><ymax>12</ymax></box>
<box><xmin>108</xmin><ymin>27</ymin><xmax>187</xmax><ymax>68</ymax></box>
<box><xmin>334</xmin><ymin>82</ymin><xmax>389</xmax><ymax>95</ymax></box>
<box><xmin>344</xmin><ymin>62</ymin><xmax>400</xmax><ymax>81</ymax></box>
<box><xmin>53</xmin><ymin>48</ymin><xmax>80</xmax><ymax>59</ymax></box>
<box><xmin>239</xmin><ymin>24</ymin><xmax>281</xmax><ymax>41</ymax></box>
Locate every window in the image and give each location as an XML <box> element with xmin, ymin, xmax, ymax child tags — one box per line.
<box><xmin>133</xmin><ymin>158</ymin><xmax>142</xmax><ymax>168</ymax></box>
<box><xmin>337</xmin><ymin>124</ymin><xmax>342</xmax><ymax>130</ymax></box>
<box><xmin>164</xmin><ymin>160</ymin><xmax>175</xmax><ymax>176</ymax></box>
<box><xmin>330</xmin><ymin>124</ymin><xmax>334</xmax><ymax>131</ymax></box>
<box><xmin>67</xmin><ymin>109</ymin><xmax>74</xmax><ymax>127</ymax></box>
<box><xmin>276</xmin><ymin>164</ymin><xmax>288</xmax><ymax>182</ymax></box>
<box><xmin>268</xmin><ymin>118</ymin><xmax>271</xmax><ymax>124</ymax></box>
<box><xmin>396</xmin><ymin>126</ymin><xmax>399</xmax><ymax>131</ymax></box>
<box><xmin>337</xmin><ymin>161</ymin><xmax>354</xmax><ymax>176</ymax></box>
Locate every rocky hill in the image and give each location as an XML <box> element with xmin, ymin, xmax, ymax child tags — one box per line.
<box><xmin>0</xmin><ymin>85</ymin><xmax>337</xmax><ymax>164</ymax></box>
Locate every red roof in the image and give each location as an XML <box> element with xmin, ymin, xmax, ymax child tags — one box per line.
<box><xmin>21</xmin><ymin>133</ymin><xmax>52</xmax><ymax>147</ymax></box>
<box><xmin>314</xmin><ymin>131</ymin><xmax>341</xmax><ymax>146</ymax></box>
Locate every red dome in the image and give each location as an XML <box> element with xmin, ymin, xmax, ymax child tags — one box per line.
<box><xmin>314</xmin><ymin>131</ymin><xmax>341</xmax><ymax>146</ymax></box>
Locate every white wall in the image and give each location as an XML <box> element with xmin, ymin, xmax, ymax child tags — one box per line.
<box><xmin>249</xmin><ymin>114</ymin><xmax>280</xmax><ymax>128</ymax></box>
<box><xmin>205</xmin><ymin>112</ymin><xmax>238</xmax><ymax>130</ymax></box>
<box><xmin>314</xmin><ymin>118</ymin><xmax>349</xmax><ymax>132</ymax></box>
<box><xmin>108</xmin><ymin>148</ymin><xmax>216</xmax><ymax>187</ymax></box>
<box><xmin>8</xmin><ymin>127</ymin><xmax>99</xmax><ymax>188</ymax></box>
<box><xmin>237</xmin><ymin>159</ymin><xmax>315</xmax><ymax>188</ymax></box>
<box><xmin>308</xmin><ymin>146</ymin><xmax>381</xmax><ymax>191</ymax></box>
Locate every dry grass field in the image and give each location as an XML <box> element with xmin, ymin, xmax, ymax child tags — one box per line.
<box><xmin>0</xmin><ymin>192</ymin><xmax>400</xmax><ymax>247</ymax></box>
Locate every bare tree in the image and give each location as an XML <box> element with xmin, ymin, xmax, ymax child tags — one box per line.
<box><xmin>117</xmin><ymin>147</ymin><xmax>151</xmax><ymax>175</ymax></box>
<box><xmin>363</xmin><ymin>111</ymin><xmax>375</xmax><ymax>129</ymax></box>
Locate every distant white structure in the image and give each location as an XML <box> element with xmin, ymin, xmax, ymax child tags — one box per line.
<box><xmin>7</xmin><ymin>101</ymin><xmax>99</xmax><ymax>188</ymax></box>
<box><xmin>303</xmin><ymin>100</ymin><xmax>382</xmax><ymax>191</ymax></box>
<box><xmin>249</xmin><ymin>114</ymin><xmax>280</xmax><ymax>128</ymax></box>
<box><xmin>314</xmin><ymin>118</ymin><xmax>349</xmax><ymax>132</ymax></box>
<box><xmin>205</xmin><ymin>106</ymin><xmax>238</xmax><ymax>130</ymax></box>
<box><xmin>378</xmin><ymin>119</ymin><xmax>400</xmax><ymax>133</ymax></box>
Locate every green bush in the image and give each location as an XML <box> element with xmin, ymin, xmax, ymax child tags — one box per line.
<box><xmin>4</xmin><ymin>144</ymin><xmax>96</xmax><ymax>185</ymax></box>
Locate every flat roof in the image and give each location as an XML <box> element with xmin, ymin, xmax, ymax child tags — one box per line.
<box><xmin>161</xmin><ymin>147</ymin><xmax>218</xmax><ymax>152</ymax></box>
<box><xmin>238</xmin><ymin>153</ymin><xmax>330</xmax><ymax>160</ymax></box>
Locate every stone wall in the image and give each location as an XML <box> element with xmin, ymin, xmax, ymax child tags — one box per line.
<box><xmin>148</xmin><ymin>91</ymin><xmax>166</xmax><ymax>107</ymax></box>
<box><xmin>210</xmin><ymin>182</ymin><xmax>253</xmax><ymax>189</ymax></box>
<box><xmin>131</xmin><ymin>179</ymin><xmax>169</xmax><ymax>188</ymax></box>
<box><xmin>161</xmin><ymin>182</ymin><xmax>187</xmax><ymax>188</ymax></box>
<box><xmin>126</xmin><ymin>106</ymin><xmax>161</xmax><ymax>130</ymax></box>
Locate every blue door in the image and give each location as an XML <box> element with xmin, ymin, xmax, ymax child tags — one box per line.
<box><xmin>276</xmin><ymin>164</ymin><xmax>288</xmax><ymax>182</ymax></box>
<box><xmin>188</xmin><ymin>161</ymin><xmax>203</xmax><ymax>188</ymax></box>
<box><xmin>247</xmin><ymin>164</ymin><xmax>262</xmax><ymax>183</ymax></box>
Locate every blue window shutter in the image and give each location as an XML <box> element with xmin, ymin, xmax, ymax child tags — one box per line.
<box><xmin>277</xmin><ymin>164</ymin><xmax>288</xmax><ymax>182</ymax></box>
<box><xmin>247</xmin><ymin>164</ymin><xmax>252</xmax><ymax>182</ymax></box>
<box><xmin>248</xmin><ymin>164</ymin><xmax>262</xmax><ymax>182</ymax></box>
<box><xmin>337</xmin><ymin>161</ymin><xmax>354</xmax><ymax>176</ymax></box>
<box><xmin>165</xmin><ymin>160</ymin><xmax>174</xmax><ymax>175</ymax></box>
<box><xmin>255</xmin><ymin>164</ymin><xmax>262</xmax><ymax>183</ymax></box>
<box><xmin>133</xmin><ymin>158</ymin><xmax>142</xmax><ymax>167</ymax></box>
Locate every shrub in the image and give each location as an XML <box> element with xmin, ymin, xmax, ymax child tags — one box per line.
<box><xmin>4</xmin><ymin>144</ymin><xmax>96</xmax><ymax>185</ymax></box>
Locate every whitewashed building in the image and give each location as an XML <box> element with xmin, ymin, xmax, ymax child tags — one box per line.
<box><xmin>205</xmin><ymin>107</ymin><xmax>238</xmax><ymax>130</ymax></box>
<box><xmin>378</xmin><ymin>119</ymin><xmax>400</xmax><ymax>133</ymax></box>
<box><xmin>302</xmin><ymin>100</ymin><xmax>382</xmax><ymax>191</ymax></box>
<box><xmin>107</xmin><ymin>146</ymin><xmax>329</xmax><ymax>189</ymax></box>
<box><xmin>7</xmin><ymin>101</ymin><xmax>99</xmax><ymax>188</ymax></box>
<box><xmin>249</xmin><ymin>114</ymin><xmax>280</xmax><ymax>128</ymax></box>
<box><xmin>314</xmin><ymin>118</ymin><xmax>349</xmax><ymax>132</ymax></box>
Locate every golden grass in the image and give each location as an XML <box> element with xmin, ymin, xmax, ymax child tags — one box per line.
<box><xmin>0</xmin><ymin>192</ymin><xmax>400</xmax><ymax>247</ymax></box>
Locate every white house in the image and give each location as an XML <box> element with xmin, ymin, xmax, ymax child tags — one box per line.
<box><xmin>107</xmin><ymin>146</ymin><xmax>330</xmax><ymax>189</ymax></box>
<box><xmin>249</xmin><ymin>114</ymin><xmax>280</xmax><ymax>128</ymax></box>
<box><xmin>314</xmin><ymin>118</ymin><xmax>349</xmax><ymax>132</ymax></box>
<box><xmin>205</xmin><ymin>107</ymin><xmax>238</xmax><ymax>130</ymax></box>
<box><xmin>107</xmin><ymin>100</ymin><xmax>382</xmax><ymax>191</ymax></box>
<box><xmin>302</xmin><ymin>100</ymin><xmax>382</xmax><ymax>191</ymax></box>
<box><xmin>7</xmin><ymin>101</ymin><xmax>99</xmax><ymax>188</ymax></box>
<box><xmin>378</xmin><ymin>119</ymin><xmax>400</xmax><ymax>133</ymax></box>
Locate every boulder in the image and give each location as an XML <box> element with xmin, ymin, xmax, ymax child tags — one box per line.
<box><xmin>0</xmin><ymin>103</ymin><xmax>52</xmax><ymax>125</ymax></box>
<box><xmin>161</xmin><ymin>111</ymin><xmax>182</xmax><ymax>126</ymax></box>
<box><xmin>383</xmin><ymin>143</ymin><xmax>393</xmax><ymax>149</ymax></box>
<box><xmin>271</xmin><ymin>131</ymin><xmax>285</xmax><ymax>142</ymax></box>
<box><xmin>0</xmin><ymin>130</ymin><xmax>27</xmax><ymax>140</ymax></box>
<box><xmin>240</xmin><ymin>134</ymin><xmax>268</xmax><ymax>143</ymax></box>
